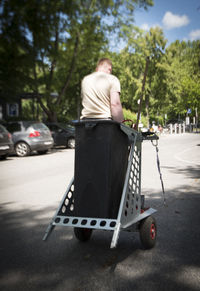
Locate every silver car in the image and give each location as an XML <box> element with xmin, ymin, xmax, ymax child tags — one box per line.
<box><xmin>4</xmin><ymin>121</ymin><xmax>54</xmax><ymax>157</ymax></box>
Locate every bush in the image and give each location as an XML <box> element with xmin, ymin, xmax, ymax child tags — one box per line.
<box><xmin>149</xmin><ymin>115</ymin><xmax>164</xmax><ymax>126</ymax></box>
<box><xmin>140</xmin><ymin>115</ymin><xmax>148</xmax><ymax>128</ymax></box>
<box><xmin>123</xmin><ymin>108</ymin><xmax>148</xmax><ymax>128</ymax></box>
<box><xmin>123</xmin><ymin>108</ymin><xmax>137</xmax><ymax>123</ymax></box>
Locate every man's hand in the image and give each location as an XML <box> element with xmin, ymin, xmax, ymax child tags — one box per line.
<box><xmin>110</xmin><ymin>91</ymin><xmax>124</xmax><ymax>123</ymax></box>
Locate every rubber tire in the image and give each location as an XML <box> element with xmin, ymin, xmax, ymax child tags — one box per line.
<box><xmin>67</xmin><ymin>138</ymin><xmax>75</xmax><ymax>149</ymax></box>
<box><xmin>37</xmin><ymin>150</ymin><xmax>48</xmax><ymax>155</ymax></box>
<box><xmin>74</xmin><ymin>227</ymin><xmax>93</xmax><ymax>242</ymax></box>
<box><xmin>0</xmin><ymin>154</ymin><xmax>8</xmax><ymax>160</ymax></box>
<box><xmin>15</xmin><ymin>142</ymin><xmax>31</xmax><ymax>157</ymax></box>
<box><xmin>139</xmin><ymin>216</ymin><xmax>157</xmax><ymax>249</ymax></box>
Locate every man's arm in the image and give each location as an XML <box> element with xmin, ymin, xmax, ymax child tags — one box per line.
<box><xmin>110</xmin><ymin>91</ymin><xmax>124</xmax><ymax>123</ymax></box>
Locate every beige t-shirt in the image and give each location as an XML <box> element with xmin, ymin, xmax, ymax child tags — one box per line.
<box><xmin>81</xmin><ymin>71</ymin><xmax>121</xmax><ymax>119</ymax></box>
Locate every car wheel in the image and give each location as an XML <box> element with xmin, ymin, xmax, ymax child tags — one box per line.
<box><xmin>67</xmin><ymin>138</ymin><xmax>75</xmax><ymax>149</ymax></box>
<box><xmin>15</xmin><ymin>142</ymin><xmax>30</xmax><ymax>157</ymax></box>
<box><xmin>37</xmin><ymin>150</ymin><xmax>48</xmax><ymax>155</ymax></box>
<box><xmin>139</xmin><ymin>216</ymin><xmax>157</xmax><ymax>249</ymax></box>
<box><xmin>0</xmin><ymin>154</ymin><xmax>8</xmax><ymax>160</ymax></box>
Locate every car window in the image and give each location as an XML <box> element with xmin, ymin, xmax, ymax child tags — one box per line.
<box><xmin>31</xmin><ymin>123</ymin><xmax>49</xmax><ymax>130</ymax></box>
<box><xmin>46</xmin><ymin>124</ymin><xmax>63</xmax><ymax>131</ymax></box>
<box><xmin>6</xmin><ymin>123</ymin><xmax>21</xmax><ymax>133</ymax></box>
<box><xmin>60</xmin><ymin>123</ymin><xmax>74</xmax><ymax>131</ymax></box>
<box><xmin>66</xmin><ymin>125</ymin><xmax>74</xmax><ymax>130</ymax></box>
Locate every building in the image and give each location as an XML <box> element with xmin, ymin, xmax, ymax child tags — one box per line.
<box><xmin>0</xmin><ymin>93</ymin><xmax>42</xmax><ymax>121</ymax></box>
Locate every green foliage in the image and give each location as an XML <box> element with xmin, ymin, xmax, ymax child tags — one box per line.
<box><xmin>0</xmin><ymin>0</ymin><xmax>153</xmax><ymax>121</ymax></box>
<box><xmin>118</xmin><ymin>32</ymin><xmax>200</xmax><ymax>125</ymax></box>
<box><xmin>1</xmin><ymin>1</ymin><xmax>199</xmax><ymax>125</ymax></box>
<box><xmin>108</xmin><ymin>26</ymin><xmax>167</xmax><ymax>127</ymax></box>
<box><xmin>140</xmin><ymin>115</ymin><xmax>148</xmax><ymax>128</ymax></box>
<box><xmin>123</xmin><ymin>108</ymin><xmax>137</xmax><ymax>122</ymax></box>
<box><xmin>21</xmin><ymin>99</ymin><xmax>43</xmax><ymax>121</ymax></box>
<box><xmin>149</xmin><ymin>114</ymin><xmax>164</xmax><ymax>126</ymax></box>
<box><xmin>123</xmin><ymin>108</ymin><xmax>148</xmax><ymax>127</ymax></box>
<box><xmin>163</xmin><ymin>40</ymin><xmax>200</xmax><ymax>120</ymax></box>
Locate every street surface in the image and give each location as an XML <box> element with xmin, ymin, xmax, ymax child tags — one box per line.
<box><xmin>0</xmin><ymin>133</ymin><xmax>200</xmax><ymax>291</ymax></box>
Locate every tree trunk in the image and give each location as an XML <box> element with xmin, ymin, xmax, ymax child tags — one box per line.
<box><xmin>136</xmin><ymin>57</ymin><xmax>150</xmax><ymax>130</ymax></box>
<box><xmin>56</xmin><ymin>32</ymin><xmax>79</xmax><ymax>106</ymax></box>
<box><xmin>145</xmin><ymin>94</ymin><xmax>150</xmax><ymax>128</ymax></box>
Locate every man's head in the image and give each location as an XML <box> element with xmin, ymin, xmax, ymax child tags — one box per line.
<box><xmin>96</xmin><ymin>58</ymin><xmax>112</xmax><ymax>74</ymax></box>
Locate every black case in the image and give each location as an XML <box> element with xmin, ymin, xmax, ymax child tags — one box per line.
<box><xmin>71</xmin><ymin>120</ymin><xmax>129</xmax><ymax>219</ymax></box>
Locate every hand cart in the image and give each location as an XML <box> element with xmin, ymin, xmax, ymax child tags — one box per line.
<box><xmin>43</xmin><ymin>120</ymin><xmax>159</xmax><ymax>249</ymax></box>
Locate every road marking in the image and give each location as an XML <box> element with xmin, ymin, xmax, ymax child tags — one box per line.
<box><xmin>174</xmin><ymin>146</ymin><xmax>200</xmax><ymax>165</ymax></box>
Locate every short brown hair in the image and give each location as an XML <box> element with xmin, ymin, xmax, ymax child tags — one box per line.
<box><xmin>97</xmin><ymin>58</ymin><xmax>112</xmax><ymax>67</ymax></box>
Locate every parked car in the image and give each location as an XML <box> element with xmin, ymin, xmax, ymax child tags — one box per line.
<box><xmin>0</xmin><ymin>124</ymin><xmax>14</xmax><ymax>160</ymax></box>
<box><xmin>45</xmin><ymin>122</ymin><xmax>75</xmax><ymax>149</ymax></box>
<box><xmin>3</xmin><ymin>121</ymin><xmax>54</xmax><ymax>157</ymax></box>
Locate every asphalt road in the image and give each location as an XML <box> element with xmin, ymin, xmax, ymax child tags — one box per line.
<box><xmin>0</xmin><ymin>133</ymin><xmax>200</xmax><ymax>291</ymax></box>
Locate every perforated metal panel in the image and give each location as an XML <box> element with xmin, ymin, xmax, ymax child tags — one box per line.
<box><xmin>57</xmin><ymin>181</ymin><xmax>75</xmax><ymax>216</ymax></box>
<box><xmin>43</xmin><ymin>178</ymin><xmax>120</xmax><ymax>235</ymax></box>
<box><xmin>120</xmin><ymin>141</ymin><xmax>142</xmax><ymax>229</ymax></box>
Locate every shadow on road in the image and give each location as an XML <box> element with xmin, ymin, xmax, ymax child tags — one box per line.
<box><xmin>0</xmin><ymin>181</ymin><xmax>200</xmax><ymax>290</ymax></box>
<box><xmin>162</xmin><ymin>164</ymin><xmax>200</xmax><ymax>180</ymax></box>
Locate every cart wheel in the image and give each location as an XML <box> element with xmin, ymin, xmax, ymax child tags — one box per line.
<box><xmin>74</xmin><ymin>227</ymin><xmax>93</xmax><ymax>242</ymax></box>
<box><xmin>139</xmin><ymin>216</ymin><xmax>157</xmax><ymax>249</ymax></box>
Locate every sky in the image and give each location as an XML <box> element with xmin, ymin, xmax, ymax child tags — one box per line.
<box><xmin>134</xmin><ymin>0</ymin><xmax>200</xmax><ymax>45</ymax></box>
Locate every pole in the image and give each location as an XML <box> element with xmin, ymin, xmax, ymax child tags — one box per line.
<box><xmin>135</xmin><ymin>56</ymin><xmax>150</xmax><ymax>131</ymax></box>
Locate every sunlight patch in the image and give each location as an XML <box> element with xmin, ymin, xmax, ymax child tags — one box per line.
<box><xmin>177</xmin><ymin>266</ymin><xmax>200</xmax><ymax>289</ymax></box>
<box><xmin>1</xmin><ymin>271</ymin><xmax>25</xmax><ymax>286</ymax></box>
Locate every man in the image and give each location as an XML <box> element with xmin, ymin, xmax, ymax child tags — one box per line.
<box><xmin>81</xmin><ymin>58</ymin><xmax>124</xmax><ymax>122</ymax></box>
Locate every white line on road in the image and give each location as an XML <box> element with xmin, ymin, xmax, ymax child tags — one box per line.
<box><xmin>174</xmin><ymin>146</ymin><xmax>199</xmax><ymax>166</ymax></box>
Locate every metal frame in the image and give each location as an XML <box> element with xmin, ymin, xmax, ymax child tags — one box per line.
<box><xmin>43</xmin><ymin>124</ymin><xmax>157</xmax><ymax>248</ymax></box>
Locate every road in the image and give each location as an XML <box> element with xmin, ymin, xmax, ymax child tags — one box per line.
<box><xmin>0</xmin><ymin>133</ymin><xmax>200</xmax><ymax>291</ymax></box>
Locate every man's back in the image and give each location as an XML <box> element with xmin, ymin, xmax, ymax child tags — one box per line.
<box><xmin>81</xmin><ymin>58</ymin><xmax>124</xmax><ymax>122</ymax></box>
<box><xmin>81</xmin><ymin>71</ymin><xmax>120</xmax><ymax>119</ymax></box>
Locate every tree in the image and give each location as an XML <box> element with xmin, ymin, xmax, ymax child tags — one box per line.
<box><xmin>110</xmin><ymin>25</ymin><xmax>167</xmax><ymax>126</ymax></box>
<box><xmin>0</xmin><ymin>0</ymin><xmax>34</xmax><ymax>99</ymax></box>
<box><xmin>164</xmin><ymin>40</ymin><xmax>200</xmax><ymax>120</ymax></box>
<box><xmin>0</xmin><ymin>0</ymin><xmax>154</xmax><ymax>121</ymax></box>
